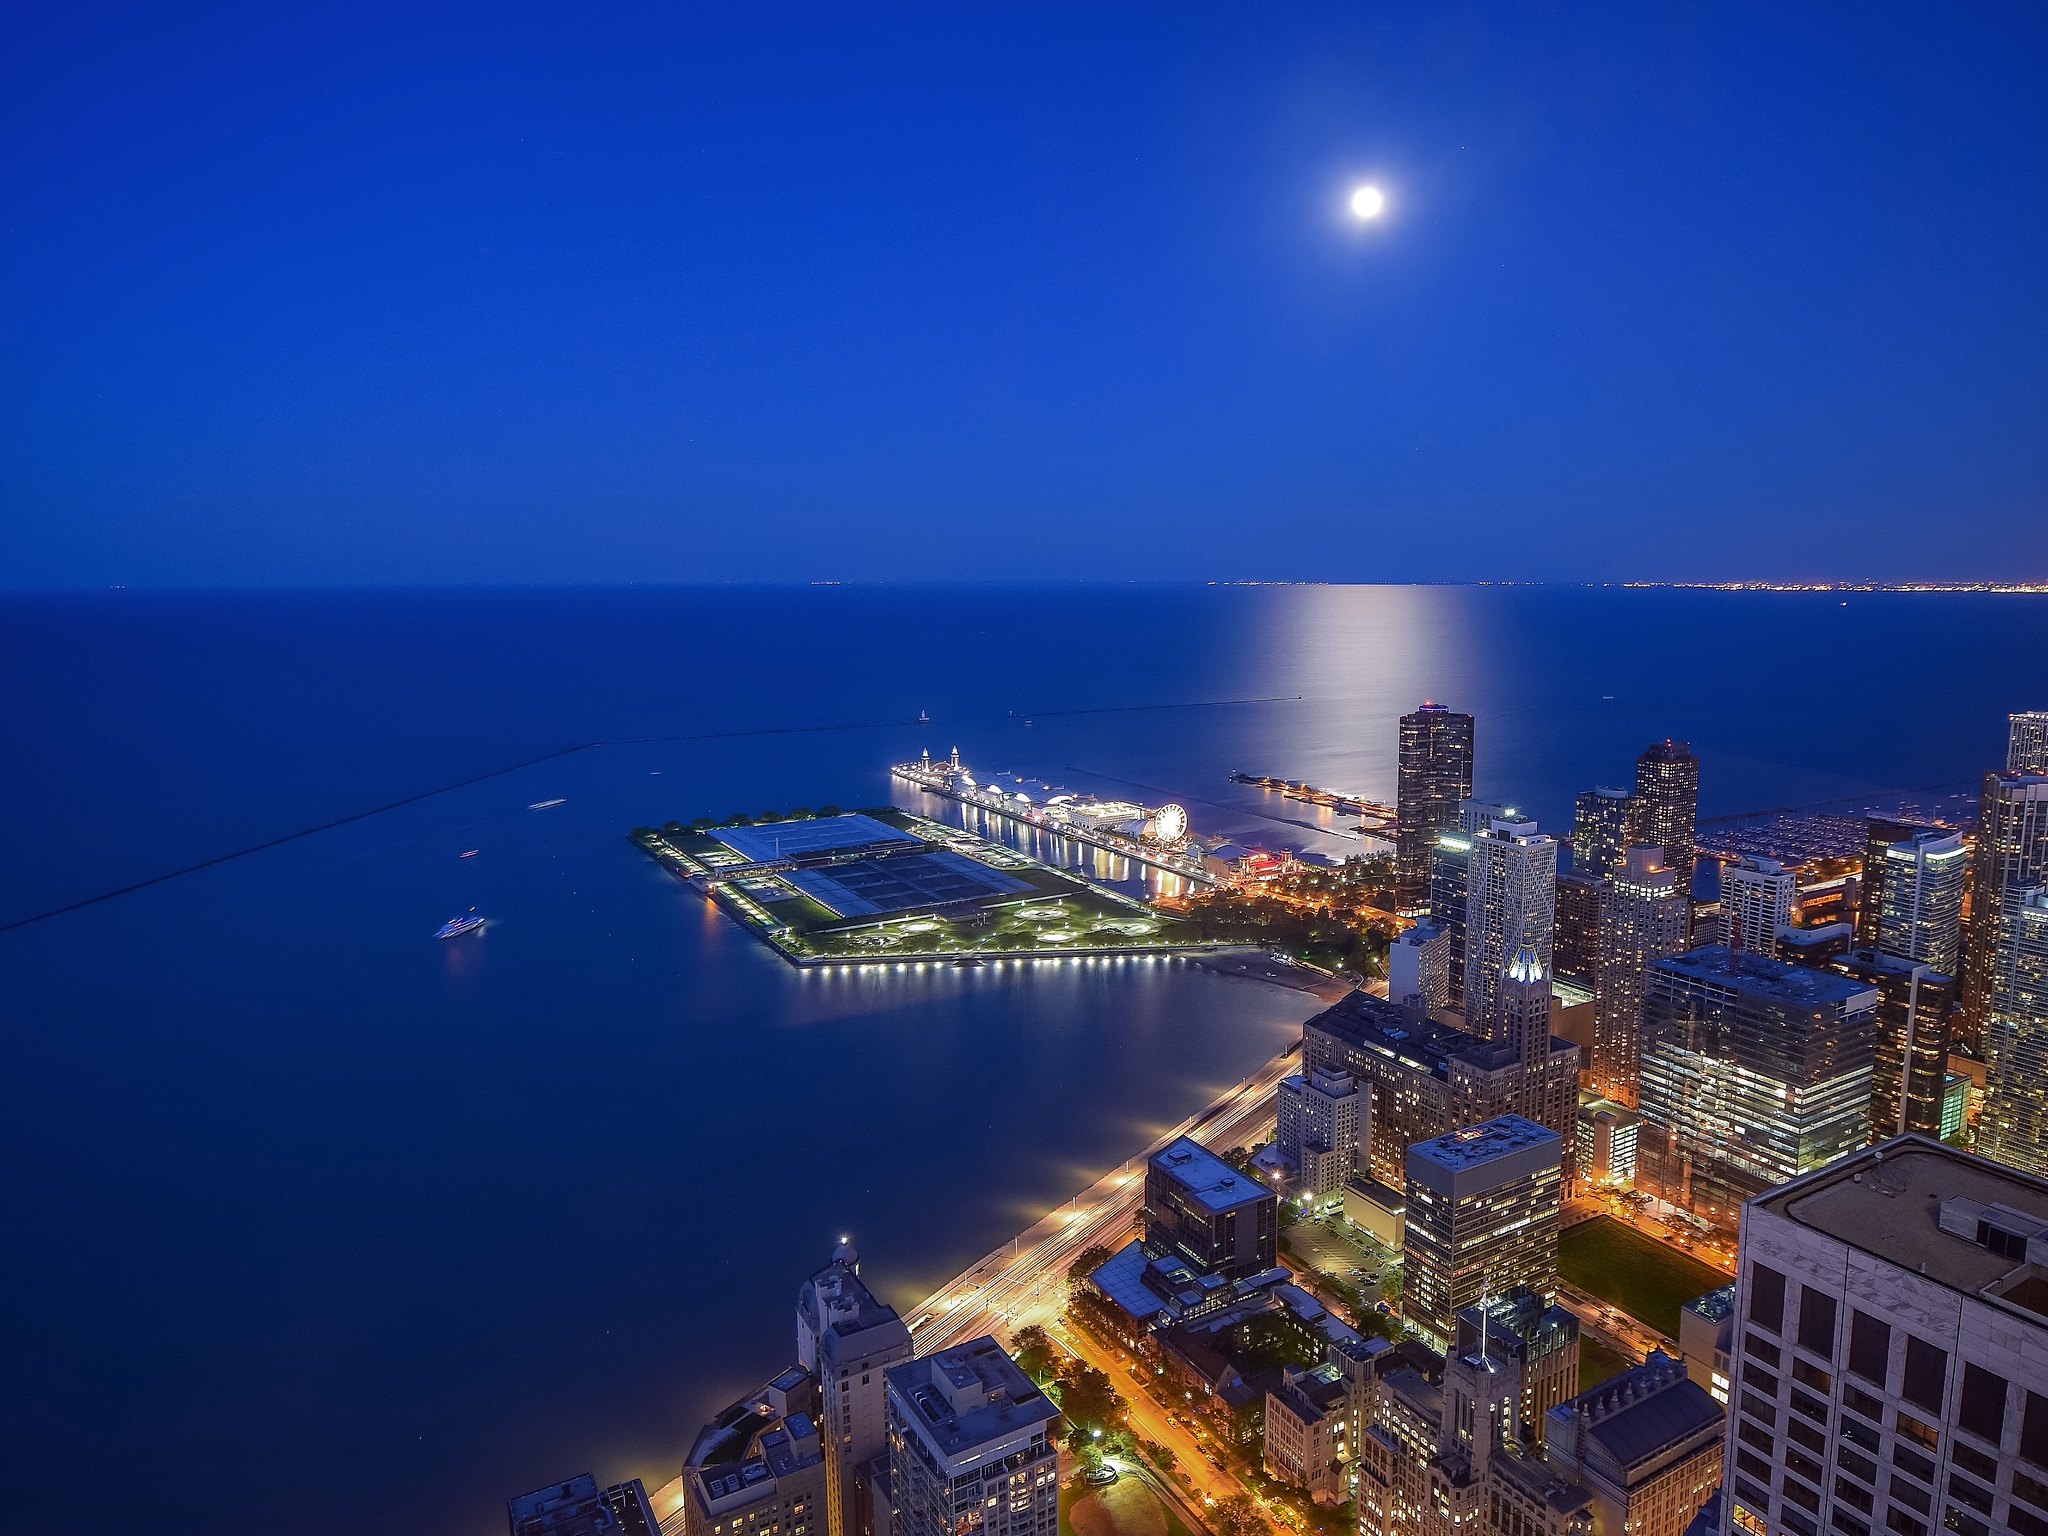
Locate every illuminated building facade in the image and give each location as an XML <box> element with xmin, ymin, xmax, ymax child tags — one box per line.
<box><xmin>2010</xmin><ymin>709</ymin><xmax>2048</xmax><ymax>772</ymax></box>
<box><xmin>1828</xmin><ymin>947</ymin><xmax>1954</xmax><ymax>1140</ymax></box>
<box><xmin>1592</xmin><ymin>847</ymin><xmax>1689</xmax><ymax>1106</ymax></box>
<box><xmin>1142</xmin><ymin>1136</ymin><xmax>1278</xmax><ymax>1278</ymax></box>
<box><xmin>1961</xmin><ymin>772</ymin><xmax>2048</xmax><ymax>1053</ymax></box>
<box><xmin>1979</xmin><ymin>886</ymin><xmax>2048</xmax><ymax>1176</ymax></box>
<box><xmin>1720</xmin><ymin>1137</ymin><xmax>2048</xmax><ymax>1536</ymax></box>
<box><xmin>1577</xmin><ymin>1093</ymin><xmax>1642</xmax><ymax>1189</ymax></box>
<box><xmin>1397</xmin><ymin>703</ymin><xmax>1476</xmax><ymax>914</ymax></box>
<box><xmin>798</xmin><ymin>1243</ymin><xmax>913</xmax><ymax>1536</ymax></box>
<box><xmin>884</xmin><ymin>1338</ymin><xmax>1060</xmax><ymax>1536</ymax></box>
<box><xmin>682</xmin><ymin>1369</ymin><xmax>827</xmax><ymax>1536</ymax></box>
<box><xmin>1463</xmin><ymin>815</ymin><xmax>1558</xmax><ymax>1040</ymax></box>
<box><xmin>1401</xmin><ymin>1115</ymin><xmax>1562</xmax><ymax>1350</ymax></box>
<box><xmin>1941</xmin><ymin>1071</ymin><xmax>1970</xmax><ymax>1144</ymax></box>
<box><xmin>1277</xmin><ymin>1066</ymin><xmax>1361</xmax><ymax>1203</ymax></box>
<box><xmin>1632</xmin><ymin>742</ymin><xmax>1701</xmax><ymax>905</ymax></box>
<box><xmin>1720</xmin><ymin>856</ymin><xmax>1795</xmax><ymax>959</ymax></box>
<box><xmin>511</xmin><ymin>1476</ymin><xmax>662</xmax><ymax>1536</ymax></box>
<box><xmin>1573</xmin><ymin>787</ymin><xmax>1635</xmax><ymax>883</ymax></box>
<box><xmin>1869</xmin><ymin>827</ymin><xmax>1968</xmax><ymax>976</ymax></box>
<box><xmin>1389</xmin><ymin>921</ymin><xmax>1452</xmax><ymax>1015</ymax></box>
<box><xmin>1554</xmin><ymin>871</ymin><xmax>1602</xmax><ymax>989</ymax></box>
<box><xmin>1636</xmin><ymin>947</ymin><xmax>1878</xmax><ymax>1229</ymax></box>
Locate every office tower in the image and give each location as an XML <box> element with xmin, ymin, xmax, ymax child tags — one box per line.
<box><xmin>1543</xmin><ymin>1354</ymin><xmax>1723</xmax><ymax>1536</ymax></box>
<box><xmin>1592</xmin><ymin>847</ymin><xmax>1690</xmax><ymax>1107</ymax></box>
<box><xmin>1142</xmin><ymin>1135</ymin><xmax>1277</xmax><ymax>1278</ymax></box>
<box><xmin>509</xmin><ymin>1476</ymin><xmax>661</xmax><ymax>1536</ymax></box>
<box><xmin>1675</xmin><ymin>1282</ymin><xmax>1736</xmax><ymax>1405</ymax></box>
<box><xmin>797</xmin><ymin>1242</ymin><xmax>913</xmax><ymax>1536</ymax></box>
<box><xmin>1388</xmin><ymin>921</ymin><xmax>1451</xmax><ymax>1015</ymax></box>
<box><xmin>1429</xmin><ymin>802</ymin><xmax>1508</xmax><ymax>1007</ymax></box>
<box><xmin>1397</xmin><ymin>703</ymin><xmax>1476</xmax><ymax>912</ymax></box>
<box><xmin>1457</xmin><ymin>1287</ymin><xmax>1582</xmax><ymax>1443</ymax></box>
<box><xmin>1633</xmin><ymin>742</ymin><xmax>1701</xmax><ymax>896</ymax></box>
<box><xmin>1829</xmin><ymin>947</ymin><xmax>1955</xmax><ymax>1140</ymax></box>
<box><xmin>1573</xmin><ymin>787</ymin><xmax>1635</xmax><ymax>882</ymax></box>
<box><xmin>1578</xmin><ymin>1093</ymin><xmax>1643</xmax><ymax>1189</ymax></box>
<box><xmin>884</xmin><ymin>1338</ymin><xmax>1059</xmax><ymax>1536</ymax></box>
<box><xmin>1401</xmin><ymin>1115</ymin><xmax>1562</xmax><ymax>1349</ymax></box>
<box><xmin>682</xmin><ymin>1369</ymin><xmax>827</xmax><ymax>1536</ymax></box>
<box><xmin>1554</xmin><ymin>871</ymin><xmax>1602</xmax><ymax>988</ymax></box>
<box><xmin>1859</xmin><ymin>824</ymin><xmax>1968</xmax><ymax>974</ymax></box>
<box><xmin>1960</xmin><ymin>771</ymin><xmax>2048</xmax><ymax>1049</ymax></box>
<box><xmin>1720</xmin><ymin>1136</ymin><xmax>2048</xmax><ymax>1536</ymax></box>
<box><xmin>1303</xmin><ymin>989</ymin><xmax>1580</xmax><ymax>1188</ymax></box>
<box><xmin>1636</xmin><ymin>948</ymin><xmax>1879</xmax><ymax>1228</ymax></box>
<box><xmin>1498</xmin><ymin>945</ymin><xmax>1555</xmax><ymax>1073</ymax></box>
<box><xmin>2010</xmin><ymin>709</ymin><xmax>2048</xmax><ymax>771</ymax></box>
<box><xmin>1277</xmin><ymin>1066</ymin><xmax>1361</xmax><ymax>1202</ymax></box>
<box><xmin>1979</xmin><ymin>887</ymin><xmax>2048</xmax><ymax>1175</ymax></box>
<box><xmin>1720</xmin><ymin>855</ymin><xmax>1796</xmax><ymax>959</ymax></box>
<box><xmin>1463</xmin><ymin>814</ymin><xmax>1558</xmax><ymax>1039</ymax></box>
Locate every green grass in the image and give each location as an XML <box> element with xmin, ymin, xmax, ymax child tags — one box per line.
<box><xmin>1559</xmin><ymin>1216</ymin><xmax>1727</xmax><ymax>1339</ymax></box>
<box><xmin>1578</xmin><ymin>1336</ymin><xmax>1635</xmax><ymax>1390</ymax></box>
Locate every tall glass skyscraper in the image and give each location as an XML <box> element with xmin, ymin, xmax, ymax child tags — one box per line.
<box><xmin>1960</xmin><ymin>771</ymin><xmax>2048</xmax><ymax>1051</ymax></box>
<box><xmin>1592</xmin><ymin>846</ymin><xmax>1689</xmax><ymax>1107</ymax></box>
<box><xmin>2009</xmin><ymin>709</ymin><xmax>2048</xmax><ymax>772</ymax></box>
<box><xmin>1397</xmin><ymin>703</ymin><xmax>1476</xmax><ymax>914</ymax></box>
<box><xmin>1870</xmin><ymin>827</ymin><xmax>1967</xmax><ymax>975</ymax></box>
<box><xmin>1980</xmin><ymin>887</ymin><xmax>2048</xmax><ymax>1176</ymax></box>
<box><xmin>1632</xmin><ymin>742</ymin><xmax>1700</xmax><ymax>906</ymax></box>
<box><xmin>1637</xmin><ymin>947</ymin><xmax>1878</xmax><ymax>1228</ymax></box>
<box><xmin>1572</xmin><ymin>787</ymin><xmax>1634</xmax><ymax>882</ymax></box>
<box><xmin>1462</xmin><ymin>814</ymin><xmax>1557</xmax><ymax>1039</ymax></box>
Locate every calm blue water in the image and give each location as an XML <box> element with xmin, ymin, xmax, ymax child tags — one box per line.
<box><xmin>2</xmin><ymin>585</ymin><xmax>2042</xmax><ymax>1536</ymax></box>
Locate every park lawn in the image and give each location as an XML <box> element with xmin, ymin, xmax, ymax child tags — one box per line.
<box><xmin>1559</xmin><ymin>1216</ymin><xmax>1726</xmax><ymax>1339</ymax></box>
<box><xmin>1579</xmin><ymin>1336</ymin><xmax>1636</xmax><ymax>1389</ymax></box>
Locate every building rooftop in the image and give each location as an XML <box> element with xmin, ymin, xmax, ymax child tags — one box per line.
<box><xmin>711</xmin><ymin>813</ymin><xmax>920</xmax><ymax>864</ymax></box>
<box><xmin>799</xmin><ymin>1253</ymin><xmax>905</xmax><ymax>1344</ymax></box>
<box><xmin>1653</xmin><ymin>945</ymin><xmax>1879</xmax><ymax>1008</ymax></box>
<box><xmin>1151</xmin><ymin>1137</ymin><xmax>1272</xmax><ymax>1214</ymax></box>
<box><xmin>1305</xmin><ymin>988</ymin><xmax>1526</xmax><ymax>1081</ymax></box>
<box><xmin>1681</xmin><ymin>1283</ymin><xmax>1737</xmax><ymax>1324</ymax></box>
<box><xmin>1554</xmin><ymin>1354</ymin><xmax>1722</xmax><ymax>1473</ymax></box>
<box><xmin>1754</xmin><ymin>1135</ymin><xmax>2048</xmax><ymax>1321</ymax></box>
<box><xmin>509</xmin><ymin>1476</ymin><xmax>660</xmax><ymax>1536</ymax></box>
<box><xmin>886</xmin><ymin>1336</ymin><xmax>1057</xmax><ymax>1462</ymax></box>
<box><xmin>1408</xmin><ymin>1114</ymin><xmax>1559</xmax><ymax>1175</ymax></box>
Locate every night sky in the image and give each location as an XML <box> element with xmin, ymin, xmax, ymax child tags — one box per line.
<box><xmin>5</xmin><ymin>2</ymin><xmax>2046</xmax><ymax>586</ymax></box>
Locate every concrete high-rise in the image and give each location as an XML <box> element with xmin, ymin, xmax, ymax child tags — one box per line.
<box><xmin>884</xmin><ymin>1338</ymin><xmax>1059</xmax><ymax>1536</ymax></box>
<box><xmin>1142</xmin><ymin>1135</ymin><xmax>1277</xmax><ymax>1278</ymax></box>
<box><xmin>510</xmin><ymin>1476</ymin><xmax>662</xmax><ymax>1536</ymax></box>
<box><xmin>1573</xmin><ymin>787</ymin><xmax>1635</xmax><ymax>883</ymax></box>
<box><xmin>1829</xmin><ymin>947</ymin><xmax>1954</xmax><ymax>1141</ymax></box>
<box><xmin>1979</xmin><ymin>886</ymin><xmax>2048</xmax><ymax>1176</ymax></box>
<box><xmin>1388</xmin><ymin>922</ymin><xmax>1451</xmax><ymax>1015</ymax></box>
<box><xmin>1462</xmin><ymin>813</ymin><xmax>1557</xmax><ymax>1040</ymax></box>
<box><xmin>1861</xmin><ymin>823</ymin><xmax>1968</xmax><ymax>975</ymax></box>
<box><xmin>682</xmin><ymin>1368</ymin><xmax>827</xmax><ymax>1536</ymax></box>
<box><xmin>1277</xmin><ymin>1066</ymin><xmax>1361</xmax><ymax>1202</ymax></box>
<box><xmin>1553</xmin><ymin>871</ymin><xmax>1602</xmax><ymax>989</ymax></box>
<box><xmin>797</xmin><ymin>1242</ymin><xmax>913</xmax><ymax>1536</ymax></box>
<box><xmin>1402</xmin><ymin>1115</ymin><xmax>1562</xmax><ymax>1350</ymax></box>
<box><xmin>1591</xmin><ymin>847</ymin><xmax>1689</xmax><ymax>1107</ymax></box>
<box><xmin>1632</xmin><ymin>742</ymin><xmax>1700</xmax><ymax>899</ymax></box>
<box><xmin>1720</xmin><ymin>855</ymin><xmax>1796</xmax><ymax>959</ymax></box>
<box><xmin>1428</xmin><ymin>799</ymin><xmax>1510</xmax><ymax>1009</ymax></box>
<box><xmin>2009</xmin><ymin>709</ymin><xmax>2048</xmax><ymax>771</ymax></box>
<box><xmin>1960</xmin><ymin>770</ymin><xmax>2048</xmax><ymax>1050</ymax></box>
<box><xmin>1397</xmin><ymin>703</ymin><xmax>1476</xmax><ymax>913</ymax></box>
<box><xmin>1720</xmin><ymin>1136</ymin><xmax>2048</xmax><ymax>1536</ymax></box>
<box><xmin>1637</xmin><ymin>947</ymin><xmax>1879</xmax><ymax>1229</ymax></box>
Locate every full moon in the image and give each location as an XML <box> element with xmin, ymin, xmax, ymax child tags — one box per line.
<box><xmin>1349</xmin><ymin>184</ymin><xmax>1386</xmax><ymax>220</ymax></box>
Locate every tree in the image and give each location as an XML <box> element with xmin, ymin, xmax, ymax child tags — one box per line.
<box><xmin>1067</xmin><ymin>1244</ymin><xmax>1113</xmax><ymax>1291</ymax></box>
<box><xmin>1010</xmin><ymin>1325</ymin><xmax>1056</xmax><ymax>1382</ymax></box>
<box><xmin>818</xmin><ymin>804</ymin><xmax>843</xmax><ymax>817</ymax></box>
<box><xmin>1055</xmin><ymin>1361</ymin><xmax>1120</xmax><ymax>1443</ymax></box>
<box><xmin>1212</xmin><ymin>1494</ymin><xmax>1268</xmax><ymax>1536</ymax></box>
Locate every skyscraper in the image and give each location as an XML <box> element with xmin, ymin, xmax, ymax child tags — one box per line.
<box><xmin>1637</xmin><ymin>947</ymin><xmax>1879</xmax><ymax>1228</ymax></box>
<box><xmin>884</xmin><ymin>1338</ymin><xmax>1060</xmax><ymax>1536</ymax></box>
<box><xmin>1591</xmin><ymin>846</ymin><xmax>1689</xmax><ymax>1107</ymax></box>
<box><xmin>1960</xmin><ymin>770</ymin><xmax>2048</xmax><ymax>1050</ymax></box>
<box><xmin>681</xmin><ymin>1369</ymin><xmax>827</xmax><ymax>1536</ymax></box>
<box><xmin>2009</xmin><ymin>709</ymin><xmax>2048</xmax><ymax>771</ymax></box>
<box><xmin>1553</xmin><ymin>870</ymin><xmax>1602</xmax><ymax>989</ymax></box>
<box><xmin>1829</xmin><ymin>947</ymin><xmax>1954</xmax><ymax>1141</ymax></box>
<box><xmin>1277</xmin><ymin>1065</ymin><xmax>1361</xmax><ymax>1202</ymax></box>
<box><xmin>510</xmin><ymin>1476</ymin><xmax>662</xmax><ymax>1536</ymax></box>
<box><xmin>1387</xmin><ymin>921</ymin><xmax>1451</xmax><ymax>1015</ymax></box>
<box><xmin>1632</xmin><ymin>741</ymin><xmax>1700</xmax><ymax>899</ymax></box>
<box><xmin>1401</xmin><ymin>1115</ymin><xmax>1562</xmax><ymax>1350</ymax></box>
<box><xmin>797</xmin><ymin>1242</ymin><xmax>913</xmax><ymax>1536</ymax></box>
<box><xmin>1979</xmin><ymin>886</ymin><xmax>2048</xmax><ymax>1175</ymax></box>
<box><xmin>1141</xmin><ymin>1135</ymin><xmax>1277</xmax><ymax>1278</ymax></box>
<box><xmin>1572</xmin><ymin>787</ymin><xmax>1635</xmax><ymax>883</ymax></box>
<box><xmin>1462</xmin><ymin>813</ymin><xmax>1557</xmax><ymax>1040</ymax></box>
<box><xmin>1858</xmin><ymin>821</ymin><xmax>1967</xmax><ymax>974</ymax></box>
<box><xmin>1720</xmin><ymin>1137</ymin><xmax>2048</xmax><ymax>1536</ymax></box>
<box><xmin>1397</xmin><ymin>703</ymin><xmax>1476</xmax><ymax>913</ymax></box>
<box><xmin>1719</xmin><ymin>855</ymin><xmax>1796</xmax><ymax>959</ymax></box>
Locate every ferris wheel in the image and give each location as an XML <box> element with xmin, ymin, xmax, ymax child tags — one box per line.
<box><xmin>1150</xmin><ymin>804</ymin><xmax>1190</xmax><ymax>845</ymax></box>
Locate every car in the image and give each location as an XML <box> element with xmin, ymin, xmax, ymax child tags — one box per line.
<box><xmin>1375</xmin><ymin>1301</ymin><xmax>1394</xmax><ymax>1315</ymax></box>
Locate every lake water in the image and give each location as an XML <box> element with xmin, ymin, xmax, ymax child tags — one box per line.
<box><xmin>2</xmin><ymin>584</ymin><xmax>2042</xmax><ymax>1536</ymax></box>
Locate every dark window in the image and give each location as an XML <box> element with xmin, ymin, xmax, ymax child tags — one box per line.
<box><xmin>1799</xmin><ymin>1286</ymin><xmax>1839</xmax><ymax>1355</ymax></box>
<box><xmin>1950</xmin><ymin>1442</ymin><xmax>1996</xmax><ymax>1481</ymax></box>
<box><xmin>1958</xmin><ymin>1364</ymin><xmax>2007</xmax><ymax>1445</ymax></box>
<box><xmin>1750</xmin><ymin>1263</ymin><xmax>1788</xmax><ymax>1332</ymax></box>
<box><xmin>1738</xmin><ymin>1449</ymin><xmax>1771</xmax><ymax>1482</ymax></box>
<box><xmin>1943</xmin><ymin>1510</ymin><xmax>1989</xmax><ymax>1536</ymax></box>
<box><xmin>1741</xmin><ymin>1392</ymin><xmax>1777</xmax><ymax>1427</ymax></box>
<box><xmin>1843</xmin><ymin>1415</ymin><xmax>1881</xmax><ymax>1452</ymax></box>
<box><xmin>1787</xmin><ymin>1509</ymin><xmax>1819</xmax><ymax>1536</ymax></box>
<box><xmin>1742</xmin><ymin>1361</ymin><xmax>1780</xmax><ymax>1397</ymax></box>
<box><xmin>2016</xmin><ymin>1471</ymin><xmax>2048</xmax><ymax>1513</ymax></box>
<box><xmin>1739</xmin><ymin>1420</ymin><xmax>1775</xmax><ymax>1456</ymax></box>
<box><xmin>1840</xmin><ymin>1450</ymin><xmax>1878</xmax><ymax>1486</ymax></box>
<box><xmin>1837</xmin><ymin>1479</ymin><xmax>1876</xmax><ymax>1515</ymax></box>
<box><xmin>1791</xmin><ymin>1389</ymin><xmax>1828</xmax><ymax>1426</ymax></box>
<box><xmin>1903</xmin><ymin>1336</ymin><xmax>1948</xmax><ymax>1413</ymax></box>
<box><xmin>1849</xmin><ymin>1310</ymin><xmax>1891</xmax><ymax>1384</ymax></box>
<box><xmin>1785</xmin><ymin>1478</ymin><xmax>1821</xmax><ymax>1514</ymax></box>
<box><xmin>1736</xmin><ymin>1478</ymin><xmax>1770</xmax><ymax>1513</ymax></box>
<box><xmin>1891</xmin><ymin>1478</ymin><xmax>1932</xmax><ymax>1517</ymax></box>
<box><xmin>1747</xmin><ymin>1333</ymin><xmax>1783</xmax><ymax>1368</ymax></box>
<box><xmin>1895</xmin><ymin>1446</ymin><xmax>1936</xmax><ymax>1485</ymax></box>
<box><xmin>1945</xmin><ymin>1476</ymin><xmax>1993</xmax><ymax>1517</ymax></box>
<box><xmin>1794</xmin><ymin>1359</ymin><xmax>1833</xmax><ymax>1392</ymax></box>
<box><xmin>1885</xmin><ymin>1511</ymin><xmax>1926</xmax><ymax>1536</ymax></box>
<box><xmin>2015</xmin><ymin>1509</ymin><xmax>2048</xmax><ymax>1536</ymax></box>
<box><xmin>1788</xmin><ymin>1418</ymin><xmax>1826</xmax><ymax>1453</ymax></box>
<box><xmin>1787</xmin><ymin>1448</ymin><xmax>1824</xmax><ymax>1486</ymax></box>
<box><xmin>1844</xmin><ymin>1384</ymin><xmax>1885</xmax><ymax>1421</ymax></box>
<box><xmin>2025</xmin><ymin>1390</ymin><xmax>2048</xmax><ymax>1469</ymax></box>
<box><xmin>1833</xmin><ymin>1514</ymin><xmax>1870</xmax><ymax>1536</ymax></box>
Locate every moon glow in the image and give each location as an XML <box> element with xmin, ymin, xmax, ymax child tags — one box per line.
<box><xmin>1349</xmin><ymin>184</ymin><xmax>1386</xmax><ymax>220</ymax></box>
